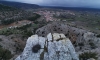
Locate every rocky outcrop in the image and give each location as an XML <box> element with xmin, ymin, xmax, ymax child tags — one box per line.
<box><xmin>35</xmin><ymin>22</ymin><xmax>87</xmax><ymax>43</ymax></box>
<box><xmin>35</xmin><ymin>22</ymin><xmax>100</xmax><ymax>60</ymax></box>
<box><xmin>35</xmin><ymin>22</ymin><xmax>97</xmax><ymax>44</ymax></box>
<box><xmin>15</xmin><ymin>33</ymin><xmax>79</xmax><ymax>60</ymax></box>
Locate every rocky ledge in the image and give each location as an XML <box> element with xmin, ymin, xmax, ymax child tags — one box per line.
<box><xmin>15</xmin><ymin>33</ymin><xmax>79</xmax><ymax>60</ymax></box>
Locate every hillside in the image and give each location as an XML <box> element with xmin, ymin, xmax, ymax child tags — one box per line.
<box><xmin>0</xmin><ymin>1</ymin><xmax>100</xmax><ymax>60</ymax></box>
<box><xmin>33</xmin><ymin>8</ymin><xmax>100</xmax><ymax>34</ymax></box>
<box><xmin>0</xmin><ymin>4</ymin><xmax>17</xmax><ymax>11</ymax></box>
<box><xmin>0</xmin><ymin>1</ymin><xmax>41</xmax><ymax>9</ymax></box>
<box><xmin>0</xmin><ymin>4</ymin><xmax>41</xmax><ymax>25</ymax></box>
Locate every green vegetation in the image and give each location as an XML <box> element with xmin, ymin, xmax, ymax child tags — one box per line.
<box><xmin>0</xmin><ymin>23</ymin><xmax>42</xmax><ymax>38</ymax></box>
<box><xmin>0</xmin><ymin>28</ymin><xmax>14</xmax><ymax>36</ymax></box>
<box><xmin>16</xmin><ymin>24</ymin><xmax>32</xmax><ymax>30</ymax></box>
<box><xmin>0</xmin><ymin>13</ymin><xmax>41</xmax><ymax>25</ymax></box>
<box><xmin>0</xmin><ymin>4</ymin><xmax>16</xmax><ymax>11</ymax></box>
<box><xmin>0</xmin><ymin>45</ymin><xmax>2</xmax><ymax>48</ymax></box>
<box><xmin>0</xmin><ymin>4</ymin><xmax>41</xmax><ymax>25</ymax></box>
<box><xmin>0</xmin><ymin>18</ymin><xmax>48</xmax><ymax>37</ymax></box>
<box><xmin>0</xmin><ymin>24</ymin><xmax>33</xmax><ymax>37</ymax></box>
<box><xmin>1</xmin><ymin>19</ymin><xmax>15</xmax><ymax>25</ymax></box>
<box><xmin>78</xmin><ymin>42</ymin><xmax>84</xmax><ymax>46</ymax></box>
<box><xmin>79</xmin><ymin>52</ymin><xmax>98</xmax><ymax>60</ymax></box>
<box><xmin>96</xmin><ymin>34</ymin><xmax>100</xmax><ymax>37</ymax></box>
<box><xmin>28</xmin><ymin>13</ymin><xmax>41</xmax><ymax>23</ymax></box>
<box><xmin>89</xmin><ymin>42</ymin><xmax>96</xmax><ymax>49</ymax></box>
<box><xmin>0</xmin><ymin>47</ymin><xmax>13</xmax><ymax>60</ymax></box>
<box><xmin>0</xmin><ymin>38</ymin><xmax>2</xmax><ymax>41</ymax></box>
<box><xmin>53</xmin><ymin>11</ymin><xmax>100</xmax><ymax>33</ymax></box>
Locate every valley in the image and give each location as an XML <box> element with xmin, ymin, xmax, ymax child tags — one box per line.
<box><xmin>0</xmin><ymin>1</ymin><xmax>100</xmax><ymax>60</ymax></box>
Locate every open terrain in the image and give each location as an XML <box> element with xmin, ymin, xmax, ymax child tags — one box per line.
<box><xmin>0</xmin><ymin>1</ymin><xmax>100</xmax><ymax>60</ymax></box>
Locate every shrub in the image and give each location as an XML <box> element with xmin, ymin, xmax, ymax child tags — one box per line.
<box><xmin>0</xmin><ymin>45</ymin><xmax>2</xmax><ymax>48</ymax></box>
<box><xmin>16</xmin><ymin>24</ymin><xmax>32</xmax><ymax>30</ymax></box>
<box><xmin>0</xmin><ymin>28</ymin><xmax>13</xmax><ymax>36</ymax></box>
<box><xmin>0</xmin><ymin>47</ymin><xmax>13</xmax><ymax>60</ymax></box>
<box><xmin>23</xmin><ymin>30</ymin><xmax>33</xmax><ymax>37</ymax></box>
<box><xmin>96</xmin><ymin>34</ymin><xmax>100</xmax><ymax>37</ymax></box>
<box><xmin>28</xmin><ymin>13</ymin><xmax>41</xmax><ymax>21</ymax></box>
<box><xmin>1</xmin><ymin>19</ymin><xmax>15</xmax><ymax>25</ymax></box>
<box><xmin>89</xmin><ymin>42</ymin><xmax>96</xmax><ymax>49</ymax></box>
<box><xmin>0</xmin><ymin>38</ymin><xmax>2</xmax><ymax>41</ymax></box>
<box><xmin>78</xmin><ymin>42</ymin><xmax>84</xmax><ymax>46</ymax></box>
<box><xmin>79</xmin><ymin>52</ymin><xmax>98</xmax><ymax>60</ymax></box>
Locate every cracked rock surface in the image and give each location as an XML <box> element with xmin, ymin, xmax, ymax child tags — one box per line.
<box><xmin>15</xmin><ymin>33</ymin><xmax>79</xmax><ymax>60</ymax></box>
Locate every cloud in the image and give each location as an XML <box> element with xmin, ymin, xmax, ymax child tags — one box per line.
<box><xmin>5</xmin><ymin>0</ymin><xmax>44</xmax><ymax>4</ymax></box>
<box><xmin>5</xmin><ymin>0</ymin><xmax>100</xmax><ymax>8</ymax></box>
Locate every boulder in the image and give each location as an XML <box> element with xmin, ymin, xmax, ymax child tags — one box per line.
<box><xmin>15</xmin><ymin>33</ymin><xmax>79</xmax><ymax>60</ymax></box>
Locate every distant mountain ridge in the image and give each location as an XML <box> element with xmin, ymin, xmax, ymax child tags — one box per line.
<box><xmin>0</xmin><ymin>4</ymin><xmax>17</xmax><ymax>11</ymax></box>
<box><xmin>1</xmin><ymin>1</ymin><xmax>100</xmax><ymax>11</ymax></box>
<box><xmin>43</xmin><ymin>6</ymin><xmax>100</xmax><ymax>11</ymax></box>
<box><xmin>0</xmin><ymin>1</ymin><xmax>41</xmax><ymax>9</ymax></box>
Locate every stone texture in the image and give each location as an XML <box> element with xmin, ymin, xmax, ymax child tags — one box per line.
<box><xmin>15</xmin><ymin>33</ymin><xmax>79</xmax><ymax>60</ymax></box>
<box><xmin>35</xmin><ymin>22</ymin><xmax>100</xmax><ymax>60</ymax></box>
<box><xmin>35</xmin><ymin>22</ymin><xmax>87</xmax><ymax>44</ymax></box>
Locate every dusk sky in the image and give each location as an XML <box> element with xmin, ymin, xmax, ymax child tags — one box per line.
<box><xmin>4</xmin><ymin>0</ymin><xmax>100</xmax><ymax>8</ymax></box>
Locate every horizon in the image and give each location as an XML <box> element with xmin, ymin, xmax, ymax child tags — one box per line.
<box><xmin>1</xmin><ymin>0</ymin><xmax>100</xmax><ymax>9</ymax></box>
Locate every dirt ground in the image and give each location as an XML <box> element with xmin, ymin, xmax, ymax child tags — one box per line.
<box><xmin>0</xmin><ymin>20</ymin><xmax>32</xmax><ymax>29</ymax></box>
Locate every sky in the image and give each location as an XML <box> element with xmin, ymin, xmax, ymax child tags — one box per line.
<box><xmin>4</xmin><ymin>0</ymin><xmax>100</xmax><ymax>8</ymax></box>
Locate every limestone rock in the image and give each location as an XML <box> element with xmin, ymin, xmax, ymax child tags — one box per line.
<box><xmin>35</xmin><ymin>22</ymin><xmax>100</xmax><ymax>45</ymax></box>
<box><xmin>15</xmin><ymin>33</ymin><xmax>79</xmax><ymax>60</ymax></box>
<box><xmin>35</xmin><ymin>22</ymin><xmax>87</xmax><ymax>44</ymax></box>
